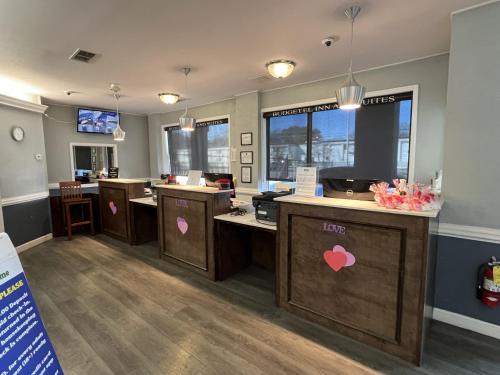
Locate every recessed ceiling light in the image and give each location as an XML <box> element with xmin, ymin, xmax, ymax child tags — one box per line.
<box><xmin>158</xmin><ymin>93</ymin><xmax>180</xmax><ymax>104</ymax></box>
<box><xmin>266</xmin><ymin>60</ymin><xmax>296</xmax><ymax>79</ymax></box>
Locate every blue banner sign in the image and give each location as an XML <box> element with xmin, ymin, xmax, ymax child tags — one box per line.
<box><xmin>0</xmin><ymin>233</ymin><xmax>63</xmax><ymax>375</ymax></box>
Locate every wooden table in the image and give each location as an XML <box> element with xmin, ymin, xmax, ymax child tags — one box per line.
<box><xmin>275</xmin><ymin>195</ymin><xmax>441</xmax><ymax>365</ymax></box>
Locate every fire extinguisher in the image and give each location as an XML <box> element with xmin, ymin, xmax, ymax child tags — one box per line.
<box><xmin>476</xmin><ymin>256</ymin><xmax>500</xmax><ymax>308</ymax></box>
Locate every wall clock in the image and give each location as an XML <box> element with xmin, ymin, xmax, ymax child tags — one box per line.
<box><xmin>11</xmin><ymin>126</ymin><xmax>25</xmax><ymax>142</ymax></box>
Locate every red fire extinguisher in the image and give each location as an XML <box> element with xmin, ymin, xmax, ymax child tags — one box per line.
<box><xmin>477</xmin><ymin>256</ymin><xmax>500</xmax><ymax>308</ymax></box>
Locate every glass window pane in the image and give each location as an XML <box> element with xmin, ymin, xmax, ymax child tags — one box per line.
<box><xmin>311</xmin><ymin>110</ymin><xmax>356</xmax><ymax>170</ymax></box>
<box><xmin>268</xmin><ymin>114</ymin><xmax>308</xmax><ymax>180</ymax></box>
<box><xmin>207</xmin><ymin>123</ymin><xmax>229</xmax><ymax>173</ymax></box>
<box><xmin>166</xmin><ymin>122</ymin><xmax>230</xmax><ymax>176</ymax></box>
<box><xmin>396</xmin><ymin>100</ymin><xmax>411</xmax><ymax>179</ymax></box>
<box><xmin>167</xmin><ymin>129</ymin><xmax>192</xmax><ymax>175</ymax></box>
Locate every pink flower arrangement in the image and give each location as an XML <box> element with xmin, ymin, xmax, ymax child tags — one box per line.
<box><xmin>369</xmin><ymin>179</ymin><xmax>438</xmax><ymax>211</ymax></box>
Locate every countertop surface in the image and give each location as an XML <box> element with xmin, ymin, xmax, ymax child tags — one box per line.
<box><xmin>214</xmin><ymin>209</ymin><xmax>277</xmax><ymax>231</ymax></box>
<box><xmin>129</xmin><ymin>197</ymin><xmax>157</xmax><ymax>207</ymax></box>
<box><xmin>156</xmin><ymin>184</ymin><xmax>230</xmax><ymax>194</ymax></box>
<box><xmin>275</xmin><ymin>195</ymin><xmax>442</xmax><ymax>218</ymax></box>
<box><xmin>98</xmin><ymin>178</ymin><xmax>146</xmax><ymax>184</ymax></box>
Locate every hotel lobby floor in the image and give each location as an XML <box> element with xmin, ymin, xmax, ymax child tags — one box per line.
<box><xmin>20</xmin><ymin>235</ymin><xmax>500</xmax><ymax>375</ymax></box>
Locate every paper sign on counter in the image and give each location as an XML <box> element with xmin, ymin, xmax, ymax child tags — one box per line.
<box><xmin>0</xmin><ymin>233</ymin><xmax>64</xmax><ymax>375</ymax></box>
<box><xmin>186</xmin><ymin>170</ymin><xmax>202</xmax><ymax>186</ymax></box>
<box><xmin>295</xmin><ymin>167</ymin><xmax>317</xmax><ymax>197</ymax></box>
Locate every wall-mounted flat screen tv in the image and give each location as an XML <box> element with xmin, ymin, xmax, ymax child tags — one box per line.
<box><xmin>77</xmin><ymin>108</ymin><xmax>119</xmax><ymax>134</ymax></box>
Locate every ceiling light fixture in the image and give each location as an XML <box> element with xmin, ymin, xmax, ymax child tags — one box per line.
<box><xmin>158</xmin><ymin>92</ymin><xmax>180</xmax><ymax>104</ymax></box>
<box><xmin>110</xmin><ymin>83</ymin><xmax>126</xmax><ymax>141</ymax></box>
<box><xmin>179</xmin><ymin>67</ymin><xmax>196</xmax><ymax>131</ymax></box>
<box><xmin>335</xmin><ymin>5</ymin><xmax>365</xmax><ymax>110</ymax></box>
<box><xmin>266</xmin><ymin>60</ymin><xmax>296</xmax><ymax>79</ymax></box>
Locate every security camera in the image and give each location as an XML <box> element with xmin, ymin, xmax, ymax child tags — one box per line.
<box><xmin>322</xmin><ymin>37</ymin><xmax>338</xmax><ymax>47</ymax></box>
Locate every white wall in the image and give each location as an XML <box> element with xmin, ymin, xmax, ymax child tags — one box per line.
<box><xmin>441</xmin><ymin>1</ymin><xmax>500</xmax><ymax>228</ymax></box>
<box><xmin>43</xmin><ymin>102</ymin><xmax>150</xmax><ymax>183</ymax></box>
<box><xmin>149</xmin><ymin>54</ymin><xmax>449</xmax><ymax>189</ymax></box>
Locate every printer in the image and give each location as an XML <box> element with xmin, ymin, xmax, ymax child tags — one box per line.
<box><xmin>252</xmin><ymin>191</ymin><xmax>292</xmax><ymax>224</ymax></box>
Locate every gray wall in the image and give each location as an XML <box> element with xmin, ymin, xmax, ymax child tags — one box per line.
<box><xmin>261</xmin><ymin>54</ymin><xmax>449</xmax><ymax>184</ymax></box>
<box><xmin>43</xmin><ymin>102</ymin><xmax>150</xmax><ymax>183</ymax></box>
<box><xmin>0</xmin><ymin>105</ymin><xmax>48</xmax><ymax>198</ymax></box>
<box><xmin>434</xmin><ymin>2</ymin><xmax>500</xmax><ymax>325</ymax></box>
<box><xmin>148</xmin><ymin>54</ymin><xmax>449</xmax><ymax>189</ymax></box>
<box><xmin>441</xmin><ymin>2</ymin><xmax>500</xmax><ymax>228</ymax></box>
<box><xmin>0</xmin><ymin>103</ymin><xmax>51</xmax><ymax>246</ymax></box>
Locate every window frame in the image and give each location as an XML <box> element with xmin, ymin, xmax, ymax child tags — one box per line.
<box><xmin>261</xmin><ymin>85</ymin><xmax>419</xmax><ymax>184</ymax></box>
<box><xmin>160</xmin><ymin>114</ymin><xmax>232</xmax><ymax>175</ymax></box>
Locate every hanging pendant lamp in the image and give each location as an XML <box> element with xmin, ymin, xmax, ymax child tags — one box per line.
<box><xmin>110</xmin><ymin>84</ymin><xmax>126</xmax><ymax>141</ymax></box>
<box><xmin>336</xmin><ymin>5</ymin><xmax>365</xmax><ymax>110</ymax></box>
<box><xmin>179</xmin><ymin>67</ymin><xmax>196</xmax><ymax>131</ymax></box>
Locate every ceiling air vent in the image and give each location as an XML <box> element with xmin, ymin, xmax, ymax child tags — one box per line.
<box><xmin>69</xmin><ymin>48</ymin><xmax>97</xmax><ymax>63</ymax></box>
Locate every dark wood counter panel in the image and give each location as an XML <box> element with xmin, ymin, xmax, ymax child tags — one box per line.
<box><xmin>157</xmin><ymin>185</ymin><xmax>231</xmax><ymax>280</ymax></box>
<box><xmin>98</xmin><ymin>180</ymin><xmax>145</xmax><ymax>242</ymax></box>
<box><xmin>277</xmin><ymin>200</ymin><xmax>439</xmax><ymax>365</ymax></box>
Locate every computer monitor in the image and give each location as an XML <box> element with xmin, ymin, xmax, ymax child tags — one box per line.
<box><xmin>203</xmin><ymin>173</ymin><xmax>235</xmax><ymax>198</ymax></box>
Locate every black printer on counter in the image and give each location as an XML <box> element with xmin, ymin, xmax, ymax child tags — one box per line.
<box><xmin>252</xmin><ymin>191</ymin><xmax>292</xmax><ymax>224</ymax></box>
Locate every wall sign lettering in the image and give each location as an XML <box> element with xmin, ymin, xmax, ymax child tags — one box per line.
<box><xmin>109</xmin><ymin>201</ymin><xmax>118</xmax><ymax>215</ymax></box>
<box><xmin>322</xmin><ymin>222</ymin><xmax>346</xmax><ymax>235</ymax></box>
<box><xmin>175</xmin><ymin>199</ymin><xmax>189</xmax><ymax>208</ymax></box>
<box><xmin>177</xmin><ymin>217</ymin><xmax>189</xmax><ymax>235</ymax></box>
<box><xmin>323</xmin><ymin>245</ymin><xmax>356</xmax><ymax>272</ymax></box>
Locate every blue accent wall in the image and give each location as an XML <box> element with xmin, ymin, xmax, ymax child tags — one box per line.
<box><xmin>3</xmin><ymin>198</ymin><xmax>51</xmax><ymax>247</ymax></box>
<box><xmin>435</xmin><ymin>236</ymin><xmax>500</xmax><ymax>325</ymax></box>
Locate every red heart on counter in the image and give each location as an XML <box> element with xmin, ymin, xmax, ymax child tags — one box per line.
<box><xmin>323</xmin><ymin>250</ymin><xmax>347</xmax><ymax>272</ymax></box>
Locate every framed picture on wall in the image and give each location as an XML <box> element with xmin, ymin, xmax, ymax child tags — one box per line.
<box><xmin>240</xmin><ymin>151</ymin><xmax>253</xmax><ymax>164</ymax></box>
<box><xmin>241</xmin><ymin>166</ymin><xmax>252</xmax><ymax>183</ymax></box>
<box><xmin>241</xmin><ymin>132</ymin><xmax>253</xmax><ymax>146</ymax></box>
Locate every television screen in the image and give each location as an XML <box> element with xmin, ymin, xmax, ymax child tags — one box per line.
<box><xmin>77</xmin><ymin>108</ymin><xmax>119</xmax><ymax>134</ymax></box>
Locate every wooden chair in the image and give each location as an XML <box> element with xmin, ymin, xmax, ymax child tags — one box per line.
<box><xmin>59</xmin><ymin>181</ymin><xmax>94</xmax><ymax>240</ymax></box>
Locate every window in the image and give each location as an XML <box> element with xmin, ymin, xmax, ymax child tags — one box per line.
<box><xmin>264</xmin><ymin>92</ymin><xmax>413</xmax><ymax>182</ymax></box>
<box><xmin>165</xmin><ymin>118</ymin><xmax>229</xmax><ymax>175</ymax></box>
<box><xmin>267</xmin><ymin>114</ymin><xmax>308</xmax><ymax>180</ymax></box>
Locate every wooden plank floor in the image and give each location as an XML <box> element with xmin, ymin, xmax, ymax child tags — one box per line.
<box><xmin>19</xmin><ymin>235</ymin><xmax>500</xmax><ymax>375</ymax></box>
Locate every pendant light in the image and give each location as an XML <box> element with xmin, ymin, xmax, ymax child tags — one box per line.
<box><xmin>110</xmin><ymin>84</ymin><xmax>126</xmax><ymax>141</ymax></box>
<box><xmin>335</xmin><ymin>5</ymin><xmax>365</xmax><ymax>110</ymax></box>
<box><xmin>179</xmin><ymin>67</ymin><xmax>196</xmax><ymax>131</ymax></box>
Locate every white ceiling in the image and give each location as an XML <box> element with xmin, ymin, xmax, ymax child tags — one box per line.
<box><xmin>0</xmin><ymin>0</ymin><xmax>485</xmax><ymax>114</ymax></box>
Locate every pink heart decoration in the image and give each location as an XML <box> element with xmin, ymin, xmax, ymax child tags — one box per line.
<box><xmin>177</xmin><ymin>217</ymin><xmax>188</xmax><ymax>235</ymax></box>
<box><xmin>323</xmin><ymin>250</ymin><xmax>347</xmax><ymax>272</ymax></box>
<box><xmin>324</xmin><ymin>245</ymin><xmax>356</xmax><ymax>271</ymax></box>
<box><xmin>109</xmin><ymin>201</ymin><xmax>117</xmax><ymax>215</ymax></box>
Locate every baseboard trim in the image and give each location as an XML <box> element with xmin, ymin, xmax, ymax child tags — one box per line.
<box><xmin>15</xmin><ymin>233</ymin><xmax>53</xmax><ymax>254</ymax></box>
<box><xmin>1</xmin><ymin>191</ymin><xmax>50</xmax><ymax>206</ymax></box>
<box><xmin>433</xmin><ymin>308</ymin><xmax>500</xmax><ymax>340</ymax></box>
<box><xmin>438</xmin><ymin>223</ymin><xmax>500</xmax><ymax>244</ymax></box>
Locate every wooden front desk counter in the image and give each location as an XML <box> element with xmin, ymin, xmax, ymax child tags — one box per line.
<box><xmin>98</xmin><ymin>179</ymin><xmax>145</xmax><ymax>242</ymax></box>
<box><xmin>157</xmin><ymin>185</ymin><xmax>232</xmax><ymax>280</ymax></box>
<box><xmin>275</xmin><ymin>195</ymin><xmax>440</xmax><ymax>365</ymax></box>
